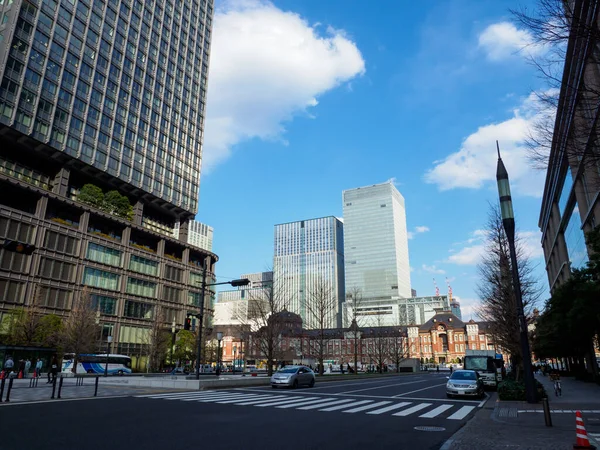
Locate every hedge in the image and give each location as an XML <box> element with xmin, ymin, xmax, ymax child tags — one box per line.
<box><xmin>498</xmin><ymin>379</ymin><xmax>546</xmax><ymax>401</ymax></box>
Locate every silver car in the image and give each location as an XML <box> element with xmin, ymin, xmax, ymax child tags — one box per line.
<box><xmin>446</xmin><ymin>369</ymin><xmax>484</xmax><ymax>399</ymax></box>
<box><xmin>271</xmin><ymin>366</ymin><xmax>315</xmax><ymax>389</ymax></box>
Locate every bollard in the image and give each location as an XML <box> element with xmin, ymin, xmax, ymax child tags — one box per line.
<box><xmin>542</xmin><ymin>396</ymin><xmax>552</xmax><ymax>427</ymax></box>
<box><xmin>57</xmin><ymin>377</ymin><xmax>64</xmax><ymax>399</ymax></box>
<box><xmin>51</xmin><ymin>376</ymin><xmax>57</xmax><ymax>399</ymax></box>
<box><xmin>0</xmin><ymin>376</ymin><xmax>5</xmax><ymax>403</ymax></box>
<box><xmin>5</xmin><ymin>377</ymin><xmax>14</xmax><ymax>402</ymax></box>
<box><xmin>94</xmin><ymin>376</ymin><xmax>99</xmax><ymax>397</ymax></box>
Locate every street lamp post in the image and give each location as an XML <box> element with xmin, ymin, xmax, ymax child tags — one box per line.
<box><xmin>194</xmin><ymin>269</ymin><xmax>250</xmax><ymax>380</ymax></box>
<box><xmin>170</xmin><ymin>319</ymin><xmax>176</xmax><ymax>367</ymax></box>
<box><xmin>232</xmin><ymin>346</ymin><xmax>237</xmax><ymax>374</ymax></box>
<box><xmin>496</xmin><ymin>141</ymin><xmax>536</xmax><ymax>404</ymax></box>
<box><xmin>104</xmin><ymin>336</ymin><xmax>112</xmax><ymax>377</ymax></box>
<box><xmin>216</xmin><ymin>332</ymin><xmax>223</xmax><ymax>377</ymax></box>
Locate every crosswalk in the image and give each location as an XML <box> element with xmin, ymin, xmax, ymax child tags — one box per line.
<box><xmin>136</xmin><ymin>390</ymin><xmax>476</xmax><ymax>421</ymax></box>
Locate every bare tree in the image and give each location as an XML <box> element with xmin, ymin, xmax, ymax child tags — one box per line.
<box><xmin>345</xmin><ymin>287</ymin><xmax>366</xmax><ymax>374</ymax></box>
<box><xmin>388</xmin><ymin>329</ymin><xmax>409</xmax><ymax>373</ymax></box>
<box><xmin>305</xmin><ymin>278</ymin><xmax>339</xmax><ymax>375</ymax></box>
<box><xmin>511</xmin><ymin>0</ymin><xmax>600</xmax><ymax>172</ymax></box>
<box><xmin>145</xmin><ymin>306</ymin><xmax>170</xmax><ymax>372</ymax></box>
<box><xmin>364</xmin><ymin>315</ymin><xmax>391</xmax><ymax>374</ymax></box>
<box><xmin>246</xmin><ymin>281</ymin><xmax>290</xmax><ymax>376</ymax></box>
<box><xmin>476</xmin><ymin>204</ymin><xmax>542</xmax><ymax>379</ymax></box>
<box><xmin>61</xmin><ymin>289</ymin><xmax>100</xmax><ymax>373</ymax></box>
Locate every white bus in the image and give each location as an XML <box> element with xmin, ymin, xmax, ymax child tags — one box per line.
<box><xmin>61</xmin><ymin>354</ymin><xmax>132</xmax><ymax>375</ymax></box>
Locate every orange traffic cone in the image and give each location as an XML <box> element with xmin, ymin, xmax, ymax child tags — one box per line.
<box><xmin>0</xmin><ymin>371</ymin><xmax>4</xmax><ymax>380</ymax></box>
<box><xmin>574</xmin><ymin>410</ymin><xmax>597</xmax><ymax>449</ymax></box>
<box><xmin>17</xmin><ymin>370</ymin><xmax>23</xmax><ymax>379</ymax></box>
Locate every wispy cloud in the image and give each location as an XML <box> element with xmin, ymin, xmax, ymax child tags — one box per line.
<box><xmin>424</xmin><ymin>90</ymin><xmax>556</xmax><ymax>198</ymax></box>
<box><xmin>447</xmin><ymin>228</ymin><xmax>543</xmax><ymax>266</ymax></box>
<box><xmin>478</xmin><ymin>22</ymin><xmax>544</xmax><ymax>61</ymax></box>
<box><xmin>203</xmin><ymin>0</ymin><xmax>365</xmax><ymax>171</ymax></box>
<box><xmin>407</xmin><ymin>225</ymin><xmax>430</xmax><ymax>240</ymax></box>
<box><xmin>422</xmin><ymin>264</ymin><xmax>445</xmax><ymax>275</ymax></box>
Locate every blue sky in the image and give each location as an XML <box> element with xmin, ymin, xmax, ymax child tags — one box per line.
<box><xmin>197</xmin><ymin>0</ymin><xmax>550</xmax><ymax>318</ymax></box>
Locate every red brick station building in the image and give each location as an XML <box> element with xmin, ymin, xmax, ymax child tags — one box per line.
<box><xmin>212</xmin><ymin>310</ymin><xmax>496</xmax><ymax>369</ymax></box>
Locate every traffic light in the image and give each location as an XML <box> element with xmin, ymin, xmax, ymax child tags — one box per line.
<box><xmin>2</xmin><ymin>240</ymin><xmax>35</xmax><ymax>255</ymax></box>
<box><xmin>184</xmin><ymin>317</ymin><xmax>191</xmax><ymax>331</ymax></box>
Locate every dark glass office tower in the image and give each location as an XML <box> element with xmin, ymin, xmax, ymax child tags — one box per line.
<box><xmin>0</xmin><ymin>0</ymin><xmax>217</xmax><ymax>366</ymax></box>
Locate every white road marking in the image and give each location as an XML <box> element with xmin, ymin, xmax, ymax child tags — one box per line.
<box><xmin>216</xmin><ymin>395</ymin><xmax>272</xmax><ymax>404</ymax></box>
<box><xmin>275</xmin><ymin>398</ymin><xmax>337</xmax><ymax>409</ymax></box>
<box><xmin>254</xmin><ymin>397</ymin><xmax>314</xmax><ymax>407</ymax></box>
<box><xmin>233</xmin><ymin>396</ymin><xmax>289</xmax><ymax>406</ymax></box>
<box><xmin>339</xmin><ymin>379</ymin><xmax>431</xmax><ymax>395</ymax></box>
<box><xmin>296</xmin><ymin>399</ymin><xmax>357</xmax><ymax>410</ymax></box>
<box><xmin>343</xmin><ymin>401</ymin><xmax>392</xmax><ymax>413</ymax></box>
<box><xmin>320</xmin><ymin>400</ymin><xmax>373</xmax><ymax>412</ymax></box>
<box><xmin>193</xmin><ymin>394</ymin><xmax>248</xmax><ymax>402</ymax></box>
<box><xmin>392</xmin><ymin>403</ymin><xmax>432</xmax><ymax>417</ymax></box>
<box><xmin>367</xmin><ymin>402</ymin><xmax>412</xmax><ymax>415</ymax></box>
<box><xmin>447</xmin><ymin>406</ymin><xmax>475</xmax><ymax>420</ymax></box>
<box><xmin>393</xmin><ymin>384</ymin><xmax>447</xmax><ymax>397</ymax></box>
<box><xmin>419</xmin><ymin>404</ymin><xmax>454</xmax><ymax>418</ymax></box>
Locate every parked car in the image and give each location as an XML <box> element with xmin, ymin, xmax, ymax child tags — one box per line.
<box><xmin>446</xmin><ymin>369</ymin><xmax>484</xmax><ymax>399</ymax></box>
<box><xmin>270</xmin><ymin>366</ymin><xmax>315</xmax><ymax>389</ymax></box>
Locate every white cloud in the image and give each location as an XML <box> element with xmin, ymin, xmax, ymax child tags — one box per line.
<box><xmin>203</xmin><ymin>0</ymin><xmax>366</xmax><ymax>170</ymax></box>
<box><xmin>424</xmin><ymin>90</ymin><xmax>556</xmax><ymax>198</ymax></box>
<box><xmin>447</xmin><ymin>244</ymin><xmax>485</xmax><ymax>266</ymax></box>
<box><xmin>407</xmin><ymin>225</ymin><xmax>430</xmax><ymax>240</ymax></box>
<box><xmin>454</xmin><ymin>297</ymin><xmax>480</xmax><ymax>321</ymax></box>
<box><xmin>422</xmin><ymin>264</ymin><xmax>445</xmax><ymax>275</ymax></box>
<box><xmin>447</xmin><ymin>228</ymin><xmax>543</xmax><ymax>266</ymax></box>
<box><xmin>478</xmin><ymin>22</ymin><xmax>544</xmax><ymax>61</ymax></box>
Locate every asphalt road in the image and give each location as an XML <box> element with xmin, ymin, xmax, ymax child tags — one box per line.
<box><xmin>0</xmin><ymin>372</ymin><xmax>488</xmax><ymax>450</ymax></box>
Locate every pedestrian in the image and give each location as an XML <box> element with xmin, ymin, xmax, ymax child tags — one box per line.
<box><xmin>35</xmin><ymin>358</ymin><xmax>43</xmax><ymax>378</ymax></box>
<box><xmin>340</xmin><ymin>364</ymin><xmax>344</xmax><ymax>375</ymax></box>
<box><xmin>450</xmin><ymin>365</ymin><xmax>453</xmax><ymax>374</ymax></box>
<box><xmin>3</xmin><ymin>356</ymin><xmax>14</xmax><ymax>377</ymax></box>
<box><xmin>50</xmin><ymin>356</ymin><xmax>58</xmax><ymax>384</ymax></box>
<box><xmin>436</xmin><ymin>365</ymin><xmax>440</xmax><ymax>373</ymax></box>
<box><xmin>24</xmin><ymin>359</ymin><xmax>31</xmax><ymax>378</ymax></box>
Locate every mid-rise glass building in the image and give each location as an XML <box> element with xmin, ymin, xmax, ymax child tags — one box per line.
<box><xmin>0</xmin><ymin>0</ymin><xmax>217</xmax><ymax>368</ymax></box>
<box><xmin>273</xmin><ymin>217</ymin><xmax>345</xmax><ymax>329</ymax></box>
<box><xmin>343</xmin><ymin>182</ymin><xmax>411</xmax><ymax>302</ymax></box>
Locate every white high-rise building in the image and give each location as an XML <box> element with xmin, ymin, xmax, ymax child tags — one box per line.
<box><xmin>343</xmin><ymin>182</ymin><xmax>411</xmax><ymax>303</ymax></box>
<box><xmin>273</xmin><ymin>217</ymin><xmax>345</xmax><ymax>329</ymax></box>
<box><xmin>174</xmin><ymin>220</ymin><xmax>214</xmax><ymax>251</ymax></box>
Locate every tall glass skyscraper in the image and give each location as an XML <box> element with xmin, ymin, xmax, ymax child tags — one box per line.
<box><xmin>0</xmin><ymin>0</ymin><xmax>217</xmax><ymax>366</ymax></box>
<box><xmin>274</xmin><ymin>217</ymin><xmax>345</xmax><ymax>329</ymax></box>
<box><xmin>343</xmin><ymin>182</ymin><xmax>411</xmax><ymax>301</ymax></box>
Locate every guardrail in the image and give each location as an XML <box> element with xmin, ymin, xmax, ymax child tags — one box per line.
<box><xmin>0</xmin><ymin>373</ymin><xmax>101</xmax><ymax>403</ymax></box>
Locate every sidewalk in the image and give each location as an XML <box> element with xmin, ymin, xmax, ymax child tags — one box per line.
<box><xmin>441</xmin><ymin>374</ymin><xmax>600</xmax><ymax>450</ymax></box>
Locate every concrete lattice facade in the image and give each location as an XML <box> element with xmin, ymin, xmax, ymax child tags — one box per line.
<box><xmin>0</xmin><ymin>0</ymin><xmax>217</xmax><ymax>368</ymax></box>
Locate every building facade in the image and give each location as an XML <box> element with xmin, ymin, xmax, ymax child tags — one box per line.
<box><xmin>185</xmin><ymin>220</ymin><xmax>213</xmax><ymax>252</ymax></box>
<box><xmin>407</xmin><ymin>313</ymin><xmax>494</xmax><ymax>364</ymax></box>
<box><xmin>0</xmin><ymin>0</ymin><xmax>217</xmax><ymax>367</ymax></box>
<box><xmin>343</xmin><ymin>182</ymin><xmax>411</xmax><ymax>303</ymax></box>
<box><xmin>273</xmin><ymin>217</ymin><xmax>345</xmax><ymax>329</ymax></box>
<box><xmin>342</xmin><ymin>295</ymin><xmax>450</xmax><ymax>327</ymax></box>
<box><xmin>538</xmin><ymin>0</ymin><xmax>600</xmax><ymax>291</ymax></box>
<box><xmin>214</xmin><ymin>272</ymin><xmax>273</xmax><ymax>326</ymax></box>
<box><xmin>238</xmin><ymin>310</ymin><xmax>495</xmax><ymax>369</ymax></box>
